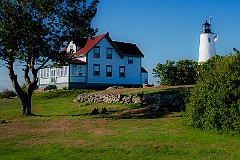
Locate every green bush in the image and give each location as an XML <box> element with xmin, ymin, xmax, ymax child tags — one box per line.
<box><xmin>186</xmin><ymin>53</ymin><xmax>240</xmax><ymax>132</ymax></box>
<box><xmin>0</xmin><ymin>89</ymin><xmax>17</xmax><ymax>99</ymax></box>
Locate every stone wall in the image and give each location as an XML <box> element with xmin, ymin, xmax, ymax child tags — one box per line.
<box><xmin>74</xmin><ymin>92</ymin><xmax>185</xmax><ymax>109</ymax></box>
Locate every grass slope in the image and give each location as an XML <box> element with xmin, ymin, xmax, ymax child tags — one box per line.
<box><xmin>0</xmin><ymin>88</ymin><xmax>240</xmax><ymax>160</ymax></box>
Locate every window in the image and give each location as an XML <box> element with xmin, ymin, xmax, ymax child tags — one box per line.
<box><xmin>119</xmin><ymin>66</ymin><xmax>125</xmax><ymax>78</ymax></box>
<box><xmin>106</xmin><ymin>65</ymin><xmax>112</xmax><ymax>77</ymax></box>
<box><xmin>94</xmin><ymin>46</ymin><xmax>100</xmax><ymax>58</ymax></box>
<box><xmin>43</xmin><ymin>69</ymin><xmax>46</xmax><ymax>78</ymax></box>
<box><xmin>78</xmin><ymin>66</ymin><xmax>85</xmax><ymax>76</ymax></box>
<box><xmin>57</xmin><ymin>68</ymin><xmax>60</xmax><ymax>77</ymax></box>
<box><xmin>106</xmin><ymin>48</ymin><xmax>112</xmax><ymax>59</ymax></box>
<box><xmin>70</xmin><ymin>45</ymin><xmax>74</xmax><ymax>52</ymax></box>
<box><xmin>60</xmin><ymin>68</ymin><xmax>63</xmax><ymax>76</ymax></box>
<box><xmin>128</xmin><ymin>56</ymin><xmax>133</xmax><ymax>64</ymax></box>
<box><xmin>64</xmin><ymin>66</ymin><xmax>68</xmax><ymax>76</ymax></box>
<box><xmin>208</xmin><ymin>38</ymin><xmax>211</xmax><ymax>42</ymax></box>
<box><xmin>71</xmin><ymin>65</ymin><xmax>86</xmax><ymax>76</ymax></box>
<box><xmin>51</xmin><ymin>69</ymin><xmax>56</xmax><ymax>77</ymax></box>
<box><xmin>40</xmin><ymin>69</ymin><xmax>43</xmax><ymax>78</ymax></box>
<box><xmin>93</xmin><ymin>64</ymin><xmax>100</xmax><ymax>76</ymax></box>
<box><xmin>72</xmin><ymin>64</ymin><xmax>78</xmax><ymax>75</ymax></box>
<box><xmin>46</xmin><ymin>68</ymin><xmax>49</xmax><ymax>77</ymax></box>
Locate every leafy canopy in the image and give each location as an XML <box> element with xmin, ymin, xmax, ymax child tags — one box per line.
<box><xmin>152</xmin><ymin>59</ymin><xmax>198</xmax><ymax>85</ymax></box>
<box><xmin>0</xmin><ymin>0</ymin><xmax>99</xmax><ymax>68</ymax></box>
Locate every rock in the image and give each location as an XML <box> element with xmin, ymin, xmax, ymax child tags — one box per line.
<box><xmin>89</xmin><ymin>108</ymin><xmax>99</xmax><ymax>115</ymax></box>
<box><xmin>1</xmin><ymin>120</ymin><xmax>7</xmax><ymax>123</ymax></box>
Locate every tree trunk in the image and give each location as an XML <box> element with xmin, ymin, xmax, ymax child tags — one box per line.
<box><xmin>7</xmin><ymin>61</ymin><xmax>37</xmax><ymax>115</ymax></box>
<box><xmin>21</xmin><ymin>92</ymin><xmax>32</xmax><ymax>115</ymax></box>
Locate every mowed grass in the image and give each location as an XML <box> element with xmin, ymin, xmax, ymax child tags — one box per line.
<box><xmin>0</xmin><ymin>92</ymin><xmax>240</xmax><ymax>160</ymax></box>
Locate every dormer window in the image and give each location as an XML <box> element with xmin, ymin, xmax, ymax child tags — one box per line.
<box><xmin>70</xmin><ymin>45</ymin><xmax>74</xmax><ymax>52</ymax></box>
<box><xmin>94</xmin><ymin>46</ymin><xmax>100</xmax><ymax>58</ymax></box>
<box><xmin>128</xmin><ymin>56</ymin><xmax>133</xmax><ymax>64</ymax></box>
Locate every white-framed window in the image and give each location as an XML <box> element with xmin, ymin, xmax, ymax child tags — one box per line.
<box><xmin>70</xmin><ymin>45</ymin><xmax>74</xmax><ymax>52</ymax></box>
<box><xmin>51</xmin><ymin>69</ymin><xmax>56</xmax><ymax>77</ymax></box>
<box><xmin>46</xmin><ymin>68</ymin><xmax>49</xmax><ymax>77</ymax></box>
<box><xmin>64</xmin><ymin>66</ymin><xmax>68</xmax><ymax>76</ymax></box>
<box><xmin>119</xmin><ymin>66</ymin><xmax>125</xmax><ymax>78</ymax></box>
<box><xmin>93</xmin><ymin>64</ymin><xmax>100</xmax><ymax>76</ymax></box>
<box><xmin>106</xmin><ymin>48</ymin><xmax>112</xmax><ymax>59</ymax></box>
<box><xmin>40</xmin><ymin>69</ymin><xmax>43</xmax><ymax>78</ymax></box>
<box><xmin>128</xmin><ymin>56</ymin><xmax>133</xmax><ymax>64</ymax></box>
<box><xmin>60</xmin><ymin>68</ymin><xmax>63</xmax><ymax>76</ymax></box>
<box><xmin>56</xmin><ymin>68</ymin><xmax>60</xmax><ymax>77</ymax></box>
<box><xmin>43</xmin><ymin>69</ymin><xmax>46</xmax><ymax>78</ymax></box>
<box><xmin>106</xmin><ymin>65</ymin><xmax>112</xmax><ymax>77</ymax></box>
<box><xmin>94</xmin><ymin>46</ymin><xmax>100</xmax><ymax>58</ymax></box>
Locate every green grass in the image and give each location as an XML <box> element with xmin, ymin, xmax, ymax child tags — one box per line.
<box><xmin>0</xmin><ymin>91</ymin><xmax>240</xmax><ymax>160</ymax></box>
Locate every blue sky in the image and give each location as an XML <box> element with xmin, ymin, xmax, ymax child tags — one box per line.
<box><xmin>1</xmin><ymin>0</ymin><xmax>240</xmax><ymax>89</ymax></box>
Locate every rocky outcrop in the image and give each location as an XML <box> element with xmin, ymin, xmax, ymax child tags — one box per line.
<box><xmin>74</xmin><ymin>92</ymin><xmax>185</xmax><ymax>109</ymax></box>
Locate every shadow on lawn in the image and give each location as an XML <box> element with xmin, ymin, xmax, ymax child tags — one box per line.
<box><xmin>31</xmin><ymin>104</ymin><xmax>182</xmax><ymax>119</ymax></box>
<box><xmin>113</xmin><ymin>104</ymin><xmax>182</xmax><ymax>119</ymax></box>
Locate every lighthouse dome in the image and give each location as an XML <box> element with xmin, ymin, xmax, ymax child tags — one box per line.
<box><xmin>202</xmin><ymin>20</ymin><xmax>212</xmax><ymax>34</ymax></box>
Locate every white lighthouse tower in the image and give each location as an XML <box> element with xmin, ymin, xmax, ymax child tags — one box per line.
<box><xmin>198</xmin><ymin>18</ymin><xmax>216</xmax><ymax>63</ymax></box>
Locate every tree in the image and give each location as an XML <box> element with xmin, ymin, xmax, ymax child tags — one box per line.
<box><xmin>0</xmin><ymin>0</ymin><xmax>99</xmax><ymax>115</ymax></box>
<box><xmin>152</xmin><ymin>59</ymin><xmax>198</xmax><ymax>85</ymax></box>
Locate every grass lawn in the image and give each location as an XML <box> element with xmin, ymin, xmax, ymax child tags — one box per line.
<box><xmin>0</xmin><ymin>89</ymin><xmax>240</xmax><ymax>160</ymax></box>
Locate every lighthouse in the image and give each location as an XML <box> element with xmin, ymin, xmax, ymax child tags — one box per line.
<box><xmin>198</xmin><ymin>18</ymin><xmax>216</xmax><ymax>63</ymax></box>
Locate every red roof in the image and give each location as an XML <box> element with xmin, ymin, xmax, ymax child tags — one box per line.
<box><xmin>70</xmin><ymin>32</ymin><xmax>144</xmax><ymax>58</ymax></box>
<box><xmin>71</xmin><ymin>33</ymin><xmax>106</xmax><ymax>56</ymax></box>
<box><xmin>71</xmin><ymin>59</ymin><xmax>87</xmax><ymax>64</ymax></box>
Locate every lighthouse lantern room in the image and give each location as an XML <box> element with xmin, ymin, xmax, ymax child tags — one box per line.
<box><xmin>198</xmin><ymin>18</ymin><xmax>216</xmax><ymax>63</ymax></box>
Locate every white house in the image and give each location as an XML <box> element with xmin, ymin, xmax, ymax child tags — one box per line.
<box><xmin>38</xmin><ymin>32</ymin><xmax>148</xmax><ymax>89</ymax></box>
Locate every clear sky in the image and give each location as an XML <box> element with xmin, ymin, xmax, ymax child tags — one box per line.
<box><xmin>1</xmin><ymin>0</ymin><xmax>240</xmax><ymax>90</ymax></box>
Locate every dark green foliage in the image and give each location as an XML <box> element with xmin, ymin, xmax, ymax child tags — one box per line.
<box><xmin>186</xmin><ymin>52</ymin><xmax>240</xmax><ymax>132</ymax></box>
<box><xmin>152</xmin><ymin>59</ymin><xmax>198</xmax><ymax>85</ymax></box>
<box><xmin>0</xmin><ymin>89</ymin><xmax>16</xmax><ymax>99</ymax></box>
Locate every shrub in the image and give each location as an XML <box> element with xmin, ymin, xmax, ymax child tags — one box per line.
<box><xmin>0</xmin><ymin>89</ymin><xmax>17</xmax><ymax>99</ymax></box>
<box><xmin>186</xmin><ymin>53</ymin><xmax>240</xmax><ymax>132</ymax></box>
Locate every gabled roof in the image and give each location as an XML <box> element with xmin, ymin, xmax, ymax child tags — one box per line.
<box><xmin>71</xmin><ymin>32</ymin><xmax>124</xmax><ymax>58</ymax></box>
<box><xmin>113</xmin><ymin>41</ymin><xmax>144</xmax><ymax>57</ymax></box>
<box><xmin>70</xmin><ymin>32</ymin><xmax>144</xmax><ymax>58</ymax></box>
<box><xmin>72</xmin><ymin>33</ymin><xmax>106</xmax><ymax>55</ymax></box>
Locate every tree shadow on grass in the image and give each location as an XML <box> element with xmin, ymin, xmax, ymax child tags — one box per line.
<box><xmin>112</xmin><ymin>105</ymin><xmax>182</xmax><ymax>119</ymax></box>
<box><xmin>30</xmin><ymin>104</ymin><xmax>182</xmax><ymax>119</ymax></box>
